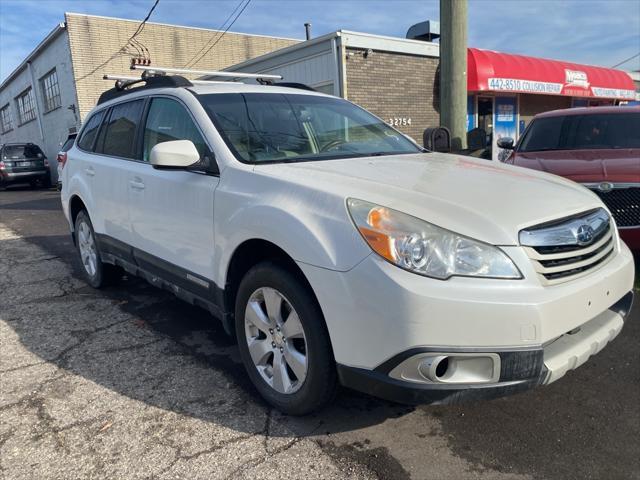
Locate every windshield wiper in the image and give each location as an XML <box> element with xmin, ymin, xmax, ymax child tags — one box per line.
<box><xmin>367</xmin><ymin>151</ymin><xmax>418</xmax><ymax>157</ymax></box>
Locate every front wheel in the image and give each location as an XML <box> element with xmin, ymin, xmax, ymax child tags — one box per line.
<box><xmin>235</xmin><ymin>262</ymin><xmax>337</xmax><ymax>415</ymax></box>
<box><xmin>74</xmin><ymin>210</ymin><xmax>120</xmax><ymax>288</ymax></box>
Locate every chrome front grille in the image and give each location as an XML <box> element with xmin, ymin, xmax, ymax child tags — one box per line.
<box><xmin>519</xmin><ymin>208</ymin><xmax>616</xmax><ymax>285</ymax></box>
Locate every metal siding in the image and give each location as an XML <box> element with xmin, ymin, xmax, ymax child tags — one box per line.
<box><xmin>250</xmin><ymin>52</ymin><xmax>337</xmax><ymax>87</ymax></box>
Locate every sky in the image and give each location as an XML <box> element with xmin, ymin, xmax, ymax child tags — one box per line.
<box><xmin>1</xmin><ymin>0</ymin><xmax>639</xmax><ymax>82</ymax></box>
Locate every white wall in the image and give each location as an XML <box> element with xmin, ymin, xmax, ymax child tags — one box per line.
<box><xmin>260</xmin><ymin>52</ymin><xmax>337</xmax><ymax>92</ymax></box>
<box><xmin>0</xmin><ymin>29</ymin><xmax>79</xmax><ymax>183</ymax></box>
<box><xmin>226</xmin><ymin>38</ymin><xmax>341</xmax><ymax>95</ymax></box>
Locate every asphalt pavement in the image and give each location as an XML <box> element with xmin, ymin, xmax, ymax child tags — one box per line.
<box><xmin>1</xmin><ymin>187</ymin><xmax>638</xmax><ymax>480</ymax></box>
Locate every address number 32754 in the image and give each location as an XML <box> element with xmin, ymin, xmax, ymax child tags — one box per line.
<box><xmin>388</xmin><ymin>117</ymin><xmax>412</xmax><ymax>127</ymax></box>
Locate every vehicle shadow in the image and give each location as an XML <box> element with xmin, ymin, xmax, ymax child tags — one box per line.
<box><xmin>2</xmin><ymin>227</ymin><xmax>415</xmax><ymax>439</ymax></box>
<box><xmin>3</xmin><ymin>191</ymin><xmax>640</xmax><ymax>479</ymax></box>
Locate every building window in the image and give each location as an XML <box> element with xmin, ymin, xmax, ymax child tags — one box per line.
<box><xmin>0</xmin><ymin>104</ymin><xmax>13</xmax><ymax>133</ymax></box>
<box><xmin>15</xmin><ymin>88</ymin><xmax>37</xmax><ymax>125</ymax></box>
<box><xmin>41</xmin><ymin>69</ymin><xmax>61</xmax><ymax>112</ymax></box>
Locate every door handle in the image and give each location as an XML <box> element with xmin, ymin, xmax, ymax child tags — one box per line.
<box><xmin>129</xmin><ymin>179</ymin><xmax>145</xmax><ymax>190</ymax></box>
<box><xmin>84</xmin><ymin>167</ymin><xmax>95</xmax><ymax>177</ymax></box>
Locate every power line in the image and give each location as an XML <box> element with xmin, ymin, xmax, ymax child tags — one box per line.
<box><xmin>184</xmin><ymin>0</ymin><xmax>252</xmax><ymax>68</ymax></box>
<box><xmin>611</xmin><ymin>52</ymin><xmax>640</xmax><ymax>69</ymax></box>
<box><xmin>76</xmin><ymin>0</ymin><xmax>160</xmax><ymax>82</ymax></box>
<box><xmin>127</xmin><ymin>0</ymin><xmax>159</xmax><ymax>61</ymax></box>
<box><xmin>184</xmin><ymin>0</ymin><xmax>247</xmax><ymax>68</ymax></box>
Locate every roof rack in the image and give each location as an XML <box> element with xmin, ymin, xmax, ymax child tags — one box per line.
<box><xmin>97</xmin><ymin>74</ymin><xmax>193</xmax><ymax>105</ymax></box>
<box><xmin>104</xmin><ymin>75</ymin><xmax>230</xmax><ymax>86</ymax></box>
<box><xmin>131</xmin><ymin>65</ymin><xmax>283</xmax><ymax>80</ymax></box>
<box><xmin>99</xmin><ymin>65</ymin><xmax>317</xmax><ymax>105</ymax></box>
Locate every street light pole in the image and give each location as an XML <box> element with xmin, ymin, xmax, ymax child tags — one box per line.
<box><xmin>440</xmin><ymin>0</ymin><xmax>468</xmax><ymax>151</ymax></box>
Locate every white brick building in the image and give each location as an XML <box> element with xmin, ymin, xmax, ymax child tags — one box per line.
<box><xmin>0</xmin><ymin>13</ymin><xmax>298</xmax><ymax>182</ymax></box>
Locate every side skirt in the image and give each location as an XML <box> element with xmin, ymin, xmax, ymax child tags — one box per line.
<box><xmin>95</xmin><ymin>234</ymin><xmax>232</xmax><ymax>334</ymax></box>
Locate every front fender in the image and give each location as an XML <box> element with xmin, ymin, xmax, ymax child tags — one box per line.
<box><xmin>213</xmin><ymin>169</ymin><xmax>370</xmax><ymax>286</ymax></box>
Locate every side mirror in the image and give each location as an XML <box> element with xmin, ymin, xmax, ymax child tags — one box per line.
<box><xmin>150</xmin><ymin>140</ymin><xmax>200</xmax><ymax>168</ymax></box>
<box><xmin>496</xmin><ymin>137</ymin><xmax>515</xmax><ymax>150</ymax></box>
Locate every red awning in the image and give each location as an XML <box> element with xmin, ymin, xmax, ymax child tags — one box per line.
<box><xmin>467</xmin><ymin>48</ymin><xmax>636</xmax><ymax>100</ymax></box>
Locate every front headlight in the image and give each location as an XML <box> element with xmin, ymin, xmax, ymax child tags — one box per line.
<box><xmin>347</xmin><ymin>198</ymin><xmax>522</xmax><ymax>280</ymax></box>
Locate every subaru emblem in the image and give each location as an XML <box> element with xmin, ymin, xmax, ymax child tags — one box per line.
<box><xmin>598</xmin><ymin>182</ymin><xmax>614</xmax><ymax>193</ymax></box>
<box><xmin>576</xmin><ymin>224</ymin><xmax>595</xmax><ymax>245</ymax></box>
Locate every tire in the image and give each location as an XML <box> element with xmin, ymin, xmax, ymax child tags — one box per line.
<box><xmin>235</xmin><ymin>261</ymin><xmax>337</xmax><ymax>415</ymax></box>
<box><xmin>74</xmin><ymin>210</ymin><xmax>120</xmax><ymax>288</ymax></box>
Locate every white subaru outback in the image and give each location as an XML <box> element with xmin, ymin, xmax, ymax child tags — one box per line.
<box><xmin>61</xmin><ymin>73</ymin><xmax>635</xmax><ymax>415</ymax></box>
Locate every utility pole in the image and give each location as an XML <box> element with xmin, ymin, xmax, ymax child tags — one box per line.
<box><xmin>440</xmin><ymin>0</ymin><xmax>468</xmax><ymax>151</ymax></box>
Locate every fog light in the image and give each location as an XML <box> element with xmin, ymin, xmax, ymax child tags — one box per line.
<box><xmin>389</xmin><ymin>352</ymin><xmax>501</xmax><ymax>385</ymax></box>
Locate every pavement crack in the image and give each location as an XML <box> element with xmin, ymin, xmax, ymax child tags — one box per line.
<box><xmin>0</xmin><ymin>360</ymin><xmax>47</xmax><ymax>374</ymax></box>
<box><xmin>222</xmin><ymin>434</ymin><xmax>305</xmax><ymax>479</ymax></box>
<box><xmin>100</xmin><ymin>338</ymin><xmax>163</xmax><ymax>354</ymax></box>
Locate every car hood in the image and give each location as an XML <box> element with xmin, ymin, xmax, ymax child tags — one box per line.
<box><xmin>513</xmin><ymin>149</ymin><xmax>640</xmax><ymax>183</ymax></box>
<box><xmin>255</xmin><ymin>153</ymin><xmax>605</xmax><ymax>246</ymax></box>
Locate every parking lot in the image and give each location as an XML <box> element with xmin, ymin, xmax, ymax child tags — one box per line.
<box><xmin>0</xmin><ymin>188</ymin><xmax>638</xmax><ymax>480</ymax></box>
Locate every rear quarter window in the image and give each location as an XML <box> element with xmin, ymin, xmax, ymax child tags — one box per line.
<box><xmin>61</xmin><ymin>137</ymin><xmax>75</xmax><ymax>152</ymax></box>
<box><xmin>77</xmin><ymin>111</ymin><xmax>105</xmax><ymax>151</ymax></box>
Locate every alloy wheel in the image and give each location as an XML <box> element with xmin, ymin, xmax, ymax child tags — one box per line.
<box><xmin>244</xmin><ymin>287</ymin><xmax>308</xmax><ymax>394</ymax></box>
<box><xmin>77</xmin><ymin>220</ymin><xmax>98</xmax><ymax>277</ymax></box>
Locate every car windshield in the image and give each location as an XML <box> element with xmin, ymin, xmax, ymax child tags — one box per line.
<box><xmin>197</xmin><ymin>92</ymin><xmax>421</xmax><ymax>163</ymax></box>
<box><xmin>2</xmin><ymin>145</ymin><xmax>43</xmax><ymax>159</ymax></box>
<box><xmin>519</xmin><ymin>112</ymin><xmax>640</xmax><ymax>152</ymax></box>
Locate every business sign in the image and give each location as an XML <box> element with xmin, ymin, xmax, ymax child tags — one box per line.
<box><xmin>493</xmin><ymin>96</ymin><xmax>517</xmax><ymax>161</ymax></box>
<box><xmin>591</xmin><ymin>87</ymin><xmax>636</xmax><ymax>99</ymax></box>
<box><xmin>488</xmin><ymin>70</ymin><xmax>635</xmax><ymax>99</ymax></box>
<box><xmin>488</xmin><ymin>77</ymin><xmax>563</xmax><ymax>95</ymax></box>
<box><xmin>564</xmin><ymin>69</ymin><xmax>590</xmax><ymax>88</ymax></box>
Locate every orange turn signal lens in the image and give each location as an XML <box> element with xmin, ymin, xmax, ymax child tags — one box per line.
<box><xmin>357</xmin><ymin>226</ymin><xmax>395</xmax><ymax>262</ymax></box>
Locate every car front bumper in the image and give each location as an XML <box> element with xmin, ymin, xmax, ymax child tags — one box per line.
<box><xmin>297</xmin><ymin>240</ymin><xmax>635</xmax><ymax>404</ymax></box>
<box><xmin>336</xmin><ymin>291</ymin><xmax>632</xmax><ymax>404</ymax></box>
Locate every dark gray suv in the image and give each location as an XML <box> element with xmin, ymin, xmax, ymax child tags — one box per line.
<box><xmin>0</xmin><ymin>143</ymin><xmax>51</xmax><ymax>188</ymax></box>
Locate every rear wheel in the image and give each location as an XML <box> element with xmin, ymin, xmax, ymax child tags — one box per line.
<box><xmin>74</xmin><ymin>210</ymin><xmax>120</xmax><ymax>288</ymax></box>
<box><xmin>235</xmin><ymin>262</ymin><xmax>337</xmax><ymax>415</ymax></box>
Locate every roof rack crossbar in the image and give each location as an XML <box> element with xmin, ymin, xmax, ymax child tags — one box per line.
<box><xmin>104</xmin><ymin>74</ymin><xmax>236</xmax><ymax>86</ymax></box>
<box><xmin>131</xmin><ymin>65</ymin><xmax>283</xmax><ymax>80</ymax></box>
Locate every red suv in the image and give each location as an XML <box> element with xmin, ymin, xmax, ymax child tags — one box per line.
<box><xmin>500</xmin><ymin>106</ymin><xmax>640</xmax><ymax>251</ymax></box>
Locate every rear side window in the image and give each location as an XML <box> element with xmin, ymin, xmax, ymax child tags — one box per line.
<box><xmin>143</xmin><ymin>97</ymin><xmax>209</xmax><ymax>163</ymax></box>
<box><xmin>519</xmin><ymin>112</ymin><xmax>640</xmax><ymax>152</ymax></box>
<box><xmin>77</xmin><ymin>111</ymin><xmax>105</xmax><ymax>151</ymax></box>
<box><xmin>97</xmin><ymin>100</ymin><xmax>145</xmax><ymax>159</ymax></box>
